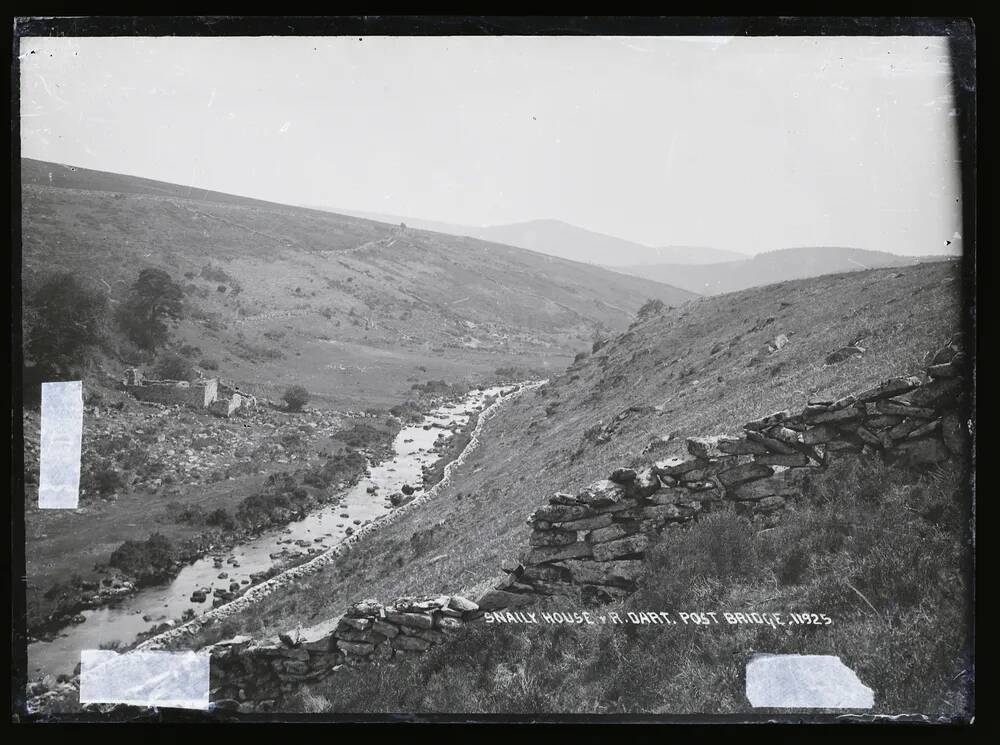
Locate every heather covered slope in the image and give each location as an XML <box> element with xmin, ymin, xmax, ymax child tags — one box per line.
<box><xmin>183</xmin><ymin>260</ymin><xmax>963</xmax><ymax>650</ymax></box>
<box><xmin>20</xmin><ymin>159</ymin><xmax>693</xmax><ymax>409</ymax></box>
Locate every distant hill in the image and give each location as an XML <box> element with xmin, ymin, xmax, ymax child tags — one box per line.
<box><xmin>20</xmin><ymin>159</ymin><xmax>695</xmax><ymax>409</ymax></box>
<box><xmin>318</xmin><ymin>209</ymin><xmax>745</xmax><ymax>267</ymax></box>
<box><xmin>611</xmin><ymin>245</ymin><xmax>956</xmax><ymax>295</ymax></box>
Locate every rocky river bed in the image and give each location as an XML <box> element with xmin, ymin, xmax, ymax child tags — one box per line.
<box><xmin>26</xmin><ymin>386</ymin><xmax>510</xmax><ymax>685</ymax></box>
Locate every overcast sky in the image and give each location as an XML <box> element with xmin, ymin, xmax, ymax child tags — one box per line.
<box><xmin>19</xmin><ymin>35</ymin><xmax>962</xmax><ymax>256</ymax></box>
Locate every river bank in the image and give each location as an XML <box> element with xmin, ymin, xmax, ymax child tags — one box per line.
<box><xmin>25</xmin><ymin>385</ymin><xmax>512</xmax><ymax>688</ymax></box>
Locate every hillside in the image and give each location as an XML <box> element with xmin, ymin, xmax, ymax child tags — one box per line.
<box><xmin>180</xmin><ymin>261</ymin><xmax>963</xmax><ymax>659</ymax></box>
<box><xmin>320</xmin><ymin>209</ymin><xmax>746</xmax><ymax>266</ymax></box>
<box><xmin>20</xmin><ymin>159</ymin><xmax>694</xmax><ymax>409</ymax></box>
<box><xmin>612</xmin><ymin>246</ymin><xmax>956</xmax><ymax>295</ymax></box>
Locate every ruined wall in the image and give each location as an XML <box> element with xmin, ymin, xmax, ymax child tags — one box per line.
<box><xmin>479</xmin><ymin>334</ymin><xmax>968</xmax><ymax>606</ymax></box>
<box><xmin>125</xmin><ymin>378</ymin><xmax>219</xmax><ymax>409</ymax></box>
<box><xmin>209</xmin><ymin>594</ymin><xmax>482</xmax><ymax>711</ymax></box>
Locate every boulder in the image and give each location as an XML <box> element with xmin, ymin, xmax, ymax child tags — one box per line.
<box><xmin>875</xmin><ymin>400</ymin><xmax>936</xmax><ymax>418</ymax></box>
<box><xmin>687</xmin><ymin>436</ymin><xmax>726</xmax><ymax>459</ymax></box>
<box><xmin>529</xmin><ymin>529</ymin><xmax>578</xmax><ymax>547</ymax></box>
<box><xmin>586</xmin><ymin>524</ymin><xmax>634</xmax><ymax>544</ymax></box>
<box><xmin>447</xmin><ymin>596</ymin><xmax>479</xmax><ymax>613</ymax></box>
<box><xmin>855</xmin><ymin>376</ymin><xmax>924</xmax><ymax>403</ymax></box>
<box><xmin>744</xmin><ymin>411</ymin><xmax>792</xmax><ymax>431</ymax></box>
<box><xmin>655</xmin><ymin>457</ymin><xmax>705</xmax><ymax>477</ymax></box>
<box><xmin>717</xmin><ymin>462</ymin><xmax>774</xmax><ymax>487</ymax></box>
<box><xmin>887</xmin><ymin>418</ymin><xmax>924</xmax><ymax>440</ymax></box>
<box><xmin>805</xmin><ymin>406</ymin><xmax>863</xmax><ymax>424</ymax></box>
<box><xmin>625</xmin><ymin>468</ymin><xmax>661</xmax><ymax>499</ymax></box>
<box><xmin>576</xmin><ymin>479</ymin><xmax>627</xmax><ymax>507</ymax></box>
<box><xmin>336</xmin><ymin>640</ymin><xmax>374</xmax><ymax>656</ymax></box>
<box><xmin>553</xmin><ymin>513</ymin><xmax>615</xmax><ymax>531</ymax></box>
<box><xmin>905</xmin><ymin>377</ymin><xmax>961</xmax><ymax>409</ymax></box>
<box><xmin>345</xmin><ymin>599</ymin><xmax>383</xmax><ymax>618</ymax></box>
<box><xmin>609</xmin><ymin>468</ymin><xmax>637</xmax><ymax>484</ymax></box>
<box><xmin>384</xmin><ymin>612</ymin><xmax>433</xmax><ymax>630</ymax></box>
<box><xmin>717</xmin><ymin>437</ymin><xmax>770</xmax><ymax>455</ymax></box>
<box><xmin>532</xmin><ymin>504</ymin><xmax>595</xmax><ymax>523</ymax></box>
<box><xmin>907</xmin><ymin>419</ymin><xmax>941</xmax><ymax>439</ymax></box>
<box><xmin>591</xmin><ymin>534</ymin><xmax>650</xmax><ymax>562</ymax></box>
<box><xmin>745</xmin><ymin>430</ymin><xmax>799</xmax><ymax>454</ymax></box>
<box><xmin>476</xmin><ymin>589</ymin><xmax>536</xmax><ymax>611</ymax></box>
<box><xmin>525</xmin><ymin>542</ymin><xmax>593</xmax><ymax>564</ymax></box>
<box><xmin>752</xmin><ymin>452</ymin><xmax>809</xmax><ymax>467</ymax></box>
<box><xmin>339</xmin><ymin>617</ymin><xmax>372</xmax><ymax>631</ymax></box>
<box><xmin>549</xmin><ymin>492</ymin><xmax>582</xmax><ymax>506</ymax></box>
<box><xmin>825</xmin><ymin>346</ymin><xmax>865</xmax><ymax>365</ymax></box>
<box><xmin>927</xmin><ymin>360</ymin><xmax>962</xmax><ymax>379</ymax></box>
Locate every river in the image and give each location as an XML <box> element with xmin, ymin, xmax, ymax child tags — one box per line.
<box><xmin>27</xmin><ymin>386</ymin><xmax>510</xmax><ymax>681</ymax></box>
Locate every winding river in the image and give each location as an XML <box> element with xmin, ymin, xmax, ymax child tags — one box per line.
<box><xmin>27</xmin><ymin>386</ymin><xmax>510</xmax><ymax>681</ymax></box>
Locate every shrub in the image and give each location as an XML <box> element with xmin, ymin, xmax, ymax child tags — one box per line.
<box><xmin>153</xmin><ymin>351</ymin><xmax>194</xmax><ymax>380</ymax></box>
<box><xmin>637</xmin><ymin>298</ymin><xmax>665</xmax><ymax>319</ymax></box>
<box><xmin>92</xmin><ymin>466</ymin><xmax>126</xmax><ymax>497</ymax></box>
<box><xmin>206</xmin><ymin>508</ymin><xmax>237</xmax><ymax>531</ymax></box>
<box><xmin>108</xmin><ymin>533</ymin><xmax>175</xmax><ymax>580</ymax></box>
<box><xmin>24</xmin><ymin>272</ymin><xmax>108</xmax><ymax>378</ymax></box>
<box><xmin>200</xmin><ymin>357</ymin><xmax>220</xmax><ymax>371</ymax></box>
<box><xmin>283</xmin><ymin>385</ymin><xmax>310</xmax><ymax>412</ymax></box>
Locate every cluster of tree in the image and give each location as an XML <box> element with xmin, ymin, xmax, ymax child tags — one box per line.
<box><xmin>24</xmin><ymin>267</ymin><xmax>186</xmax><ymax>379</ymax></box>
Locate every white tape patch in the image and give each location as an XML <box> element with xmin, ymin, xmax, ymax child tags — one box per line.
<box><xmin>38</xmin><ymin>381</ymin><xmax>83</xmax><ymax>509</ymax></box>
<box><xmin>79</xmin><ymin>650</ymin><xmax>210</xmax><ymax>710</ymax></box>
<box><xmin>745</xmin><ymin>653</ymin><xmax>874</xmax><ymax>709</ymax></box>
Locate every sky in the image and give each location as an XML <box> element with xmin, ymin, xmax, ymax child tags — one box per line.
<box><xmin>19</xmin><ymin>35</ymin><xmax>963</xmax><ymax>256</ymax></box>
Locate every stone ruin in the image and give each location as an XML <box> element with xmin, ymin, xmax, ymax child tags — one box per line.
<box><xmin>122</xmin><ymin>368</ymin><xmax>255</xmax><ymax>417</ymax></box>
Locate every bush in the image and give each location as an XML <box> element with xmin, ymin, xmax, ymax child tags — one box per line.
<box><xmin>200</xmin><ymin>357</ymin><xmax>220</xmax><ymax>371</ymax></box>
<box><xmin>636</xmin><ymin>298</ymin><xmax>666</xmax><ymax>319</ymax></box>
<box><xmin>24</xmin><ymin>272</ymin><xmax>108</xmax><ymax>378</ymax></box>
<box><xmin>283</xmin><ymin>385</ymin><xmax>310</xmax><ymax>412</ymax></box>
<box><xmin>206</xmin><ymin>508</ymin><xmax>237</xmax><ymax>531</ymax></box>
<box><xmin>92</xmin><ymin>466</ymin><xmax>126</xmax><ymax>497</ymax></box>
<box><xmin>108</xmin><ymin>533</ymin><xmax>176</xmax><ymax>580</ymax></box>
<box><xmin>153</xmin><ymin>351</ymin><xmax>194</xmax><ymax>380</ymax></box>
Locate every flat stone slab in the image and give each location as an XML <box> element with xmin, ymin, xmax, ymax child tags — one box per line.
<box><xmin>745</xmin><ymin>653</ymin><xmax>874</xmax><ymax>709</ymax></box>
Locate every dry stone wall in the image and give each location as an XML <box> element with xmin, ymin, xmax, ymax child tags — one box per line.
<box><xmin>477</xmin><ymin>333</ymin><xmax>968</xmax><ymax>607</ymax></box>
<box><xmin>209</xmin><ymin>594</ymin><xmax>482</xmax><ymax>711</ymax></box>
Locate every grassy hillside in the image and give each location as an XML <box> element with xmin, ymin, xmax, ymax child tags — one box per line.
<box><xmin>288</xmin><ymin>454</ymin><xmax>970</xmax><ymax>717</ymax></box>
<box><xmin>613</xmin><ymin>245</ymin><xmax>956</xmax><ymax>295</ymax></box>
<box><xmin>183</xmin><ymin>261</ymin><xmax>963</xmax><ymax>656</ymax></box>
<box><xmin>20</xmin><ymin>159</ymin><xmax>693</xmax><ymax>409</ymax></box>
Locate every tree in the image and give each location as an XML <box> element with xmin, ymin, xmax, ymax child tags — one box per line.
<box><xmin>118</xmin><ymin>268</ymin><xmax>184</xmax><ymax>350</ymax></box>
<box><xmin>25</xmin><ymin>272</ymin><xmax>108</xmax><ymax>378</ymax></box>
<box><xmin>283</xmin><ymin>385</ymin><xmax>310</xmax><ymax>412</ymax></box>
<box><xmin>153</xmin><ymin>351</ymin><xmax>194</xmax><ymax>380</ymax></box>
